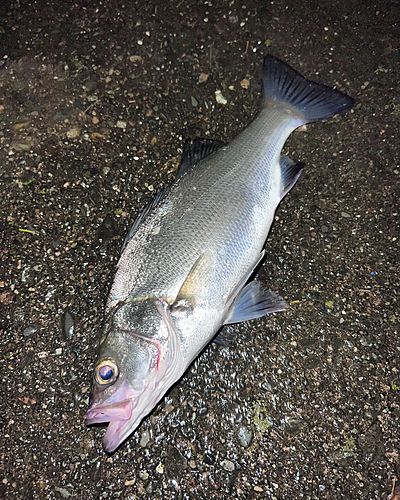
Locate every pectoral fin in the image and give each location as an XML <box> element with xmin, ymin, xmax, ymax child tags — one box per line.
<box><xmin>224</xmin><ymin>281</ymin><xmax>287</xmax><ymax>325</ymax></box>
<box><xmin>171</xmin><ymin>249</ymin><xmax>216</xmax><ymax>311</ymax></box>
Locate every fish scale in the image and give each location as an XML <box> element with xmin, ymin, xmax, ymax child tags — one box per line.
<box><xmin>109</xmin><ymin>114</ymin><xmax>285</xmax><ymax>310</ymax></box>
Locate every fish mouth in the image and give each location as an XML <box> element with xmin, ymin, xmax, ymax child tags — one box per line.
<box><xmin>86</xmin><ymin>383</ymin><xmax>141</xmax><ymax>453</ymax></box>
<box><xmin>86</xmin><ymin>380</ymin><xmax>163</xmax><ymax>453</ymax></box>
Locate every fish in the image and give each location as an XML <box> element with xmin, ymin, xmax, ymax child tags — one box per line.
<box><xmin>86</xmin><ymin>55</ymin><xmax>354</xmax><ymax>453</ymax></box>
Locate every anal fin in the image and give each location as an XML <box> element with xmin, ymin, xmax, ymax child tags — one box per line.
<box><xmin>280</xmin><ymin>155</ymin><xmax>304</xmax><ymax>199</ymax></box>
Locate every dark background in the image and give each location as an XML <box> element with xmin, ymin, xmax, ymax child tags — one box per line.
<box><xmin>0</xmin><ymin>0</ymin><xmax>399</xmax><ymax>498</ymax></box>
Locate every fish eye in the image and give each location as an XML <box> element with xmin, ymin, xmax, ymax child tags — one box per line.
<box><xmin>95</xmin><ymin>358</ymin><xmax>119</xmax><ymax>385</ymax></box>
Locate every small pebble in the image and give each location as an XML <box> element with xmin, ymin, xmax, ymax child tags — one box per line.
<box><xmin>22</xmin><ymin>326</ymin><xmax>37</xmax><ymax>338</ymax></box>
<box><xmin>238</xmin><ymin>426</ymin><xmax>253</xmax><ymax>448</ymax></box>
<box><xmin>116</xmin><ymin>120</ymin><xmax>127</xmax><ymax>130</ymax></box>
<box><xmin>54</xmin><ymin>487</ymin><xmax>71</xmax><ymax>498</ymax></box>
<box><xmin>199</xmin><ymin>73</ymin><xmax>209</xmax><ymax>83</ymax></box>
<box><xmin>191</xmin><ymin>96</ymin><xmax>198</xmax><ymax>107</ymax></box>
<box><xmin>13</xmin><ymin>120</ymin><xmax>30</xmax><ymax>131</ymax></box>
<box><xmin>221</xmin><ymin>459</ymin><xmax>235</xmax><ymax>472</ymax></box>
<box><xmin>10</xmin><ymin>141</ymin><xmax>31</xmax><ymax>151</ymax></box>
<box><xmin>53</xmin><ymin>108</ymin><xmax>73</xmax><ymax>121</ymax></box>
<box><xmin>67</xmin><ymin>127</ymin><xmax>80</xmax><ymax>139</ymax></box>
<box><xmin>50</xmin><ymin>239</ymin><xmax>61</xmax><ymax>250</ymax></box>
<box><xmin>155</xmin><ymin>463</ymin><xmax>164</xmax><ymax>474</ymax></box>
<box><xmin>215</xmin><ymin>90</ymin><xmax>227</xmax><ymax>105</ymax></box>
<box><xmin>62</xmin><ymin>310</ymin><xmax>75</xmax><ymax>340</ymax></box>
<box><xmin>140</xmin><ymin>430</ymin><xmax>150</xmax><ymax>448</ymax></box>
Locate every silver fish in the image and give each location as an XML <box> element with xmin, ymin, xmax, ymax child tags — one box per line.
<box><xmin>86</xmin><ymin>56</ymin><xmax>354</xmax><ymax>452</ymax></box>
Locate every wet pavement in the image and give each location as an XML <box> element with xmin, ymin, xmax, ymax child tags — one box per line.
<box><xmin>0</xmin><ymin>0</ymin><xmax>399</xmax><ymax>498</ymax></box>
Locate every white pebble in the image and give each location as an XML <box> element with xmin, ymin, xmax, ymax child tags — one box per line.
<box><xmin>215</xmin><ymin>90</ymin><xmax>227</xmax><ymax>105</ymax></box>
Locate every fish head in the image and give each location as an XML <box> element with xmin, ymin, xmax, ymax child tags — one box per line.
<box><xmin>86</xmin><ymin>299</ymin><xmax>183</xmax><ymax>453</ymax></box>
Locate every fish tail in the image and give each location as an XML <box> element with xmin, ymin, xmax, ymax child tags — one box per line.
<box><xmin>262</xmin><ymin>55</ymin><xmax>354</xmax><ymax>123</ymax></box>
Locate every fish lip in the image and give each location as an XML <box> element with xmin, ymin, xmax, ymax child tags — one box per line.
<box><xmin>86</xmin><ymin>397</ymin><xmax>135</xmax><ymax>425</ymax></box>
<box><xmin>86</xmin><ymin>384</ymin><xmax>160</xmax><ymax>453</ymax></box>
<box><xmin>86</xmin><ymin>390</ymin><xmax>148</xmax><ymax>453</ymax></box>
<box><xmin>86</xmin><ymin>383</ymin><xmax>137</xmax><ymax>426</ymax></box>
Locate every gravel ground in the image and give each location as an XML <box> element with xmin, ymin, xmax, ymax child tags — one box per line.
<box><xmin>0</xmin><ymin>0</ymin><xmax>399</xmax><ymax>499</ymax></box>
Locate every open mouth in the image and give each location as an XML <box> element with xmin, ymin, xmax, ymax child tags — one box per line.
<box><xmin>86</xmin><ymin>398</ymin><xmax>142</xmax><ymax>453</ymax></box>
<box><xmin>86</xmin><ymin>384</ymin><xmax>141</xmax><ymax>453</ymax></box>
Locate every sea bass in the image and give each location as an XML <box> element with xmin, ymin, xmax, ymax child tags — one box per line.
<box><xmin>86</xmin><ymin>56</ymin><xmax>354</xmax><ymax>452</ymax></box>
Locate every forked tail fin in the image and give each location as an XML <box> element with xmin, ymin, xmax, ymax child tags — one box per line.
<box><xmin>262</xmin><ymin>55</ymin><xmax>354</xmax><ymax>123</ymax></box>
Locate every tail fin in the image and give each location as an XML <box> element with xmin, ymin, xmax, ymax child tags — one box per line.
<box><xmin>262</xmin><ymin>55</ymin><xmax>354</xmax><ymax>123</ymax></box>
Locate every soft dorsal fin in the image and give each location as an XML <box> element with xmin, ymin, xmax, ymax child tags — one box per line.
<box><xmin>280</xmin><ymin>155</ymin><xmax>304</xmax><ymax>199</ymax></box>
<box><xmin>176</xmin><ymin>138</ymin><xmax>224</xmax><ymax>179</ymax></box>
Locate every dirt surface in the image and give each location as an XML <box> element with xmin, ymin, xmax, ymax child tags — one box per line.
<box><xmin>0</xmin><ymin>0</ymin><xmax>399</xmax><ymax>498</ymax></box>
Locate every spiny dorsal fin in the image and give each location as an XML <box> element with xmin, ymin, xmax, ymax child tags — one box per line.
<box><xmin>176</xmin><ymin>138</ymin><xmax>224</xmax><ymax>179</ymax></box>
<box><xmin>120</xmin><ymin>188</ymin><xmax>168</xmax><ymax>254</ymax></box>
